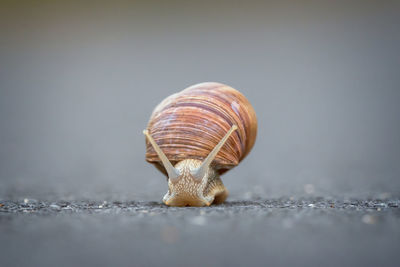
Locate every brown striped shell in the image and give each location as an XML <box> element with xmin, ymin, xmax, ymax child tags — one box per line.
<box><xmin>145</xmin><ymin>82</ymin><xmax>257</xmax><ymax>175</ymax></box>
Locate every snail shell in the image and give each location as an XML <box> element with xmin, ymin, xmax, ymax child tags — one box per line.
<box><xmin>145</xmin><ymin>82</ymin><xmax>257</xmax><ymax>176</ymax></box>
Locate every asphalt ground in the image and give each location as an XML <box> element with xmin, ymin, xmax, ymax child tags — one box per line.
<box><xmin>1</xmin><ymin>198</ymin><xmax>399</xmax><ymax>267</ymax></box>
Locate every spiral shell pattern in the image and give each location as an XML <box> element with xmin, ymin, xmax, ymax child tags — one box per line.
<box><xmin>145</xmin><ymin>82</ymin><xmax>257</xmax><ymax>175</ymax></box>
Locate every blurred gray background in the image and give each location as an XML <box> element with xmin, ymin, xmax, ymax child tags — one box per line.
<box><xmin>1</xmin><ymin>0</ymin><xmax>399</xmax><ymax>201</ymax></box>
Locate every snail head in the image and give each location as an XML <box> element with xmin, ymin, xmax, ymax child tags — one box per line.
<box><xmin>143</xmin><ymin>125</ymin><xmax>237</xmax><ymax>207</ymax></box>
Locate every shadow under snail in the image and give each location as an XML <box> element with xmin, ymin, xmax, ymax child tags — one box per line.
<box><xmin>143</xmin><ymin>82</ymin><xmax>257</xmax><ymax>206</ymax></box>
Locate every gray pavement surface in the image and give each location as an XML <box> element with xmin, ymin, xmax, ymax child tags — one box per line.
<box><xmin>1</xmin><ymin>198</ymin><xmax>399</xmax><ymax>267</ymax></box>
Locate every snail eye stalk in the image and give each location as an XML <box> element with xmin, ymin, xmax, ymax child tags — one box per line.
<box><xmin>143</xmin><ymin>130</ymin><xmax>180</xmax><ymax>181</ymax></box>
<box><xmin>191</xmin><ymin>125</ymin><xmax>238</xmax><ymax>180</ymax></box>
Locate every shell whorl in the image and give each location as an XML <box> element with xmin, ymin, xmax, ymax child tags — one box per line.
<box><xmin>145</xmin><ymin>82</ymin><xmax>257</xmax><ymax>175</ymax></box>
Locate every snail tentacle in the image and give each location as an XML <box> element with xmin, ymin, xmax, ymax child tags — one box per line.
<box><xmin>191</xmin><ymin>125</ymin><xmax>238</xmax><ymax>181</ymax></box>
<box><xmin>143</xmin><ymin>129</ymin><xmax>180</xmax><ymax>181</ymax></box>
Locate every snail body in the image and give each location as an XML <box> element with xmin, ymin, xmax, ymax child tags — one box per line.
<box><xmin>144</xmin><ymin>82</ymin><xmax>257</xmax><ymax>206</ymax></box>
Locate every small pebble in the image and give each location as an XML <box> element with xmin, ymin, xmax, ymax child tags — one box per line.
<box><xmin>50</xmin><ymin>204</ymin><xmax>61</xmax><ymax>210</ymax></box>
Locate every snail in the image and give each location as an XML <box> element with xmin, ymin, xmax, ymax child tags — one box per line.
<box><xmin>143</xmin><ymin>82</ymin><xmax>257</xmax><ymax>206</ymax></box>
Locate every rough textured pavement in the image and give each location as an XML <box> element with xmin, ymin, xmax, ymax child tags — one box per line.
<box><xmin>1</xmin><ymin>198</ymin><xmax>399</xmax><ymax>267</ymax></box>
